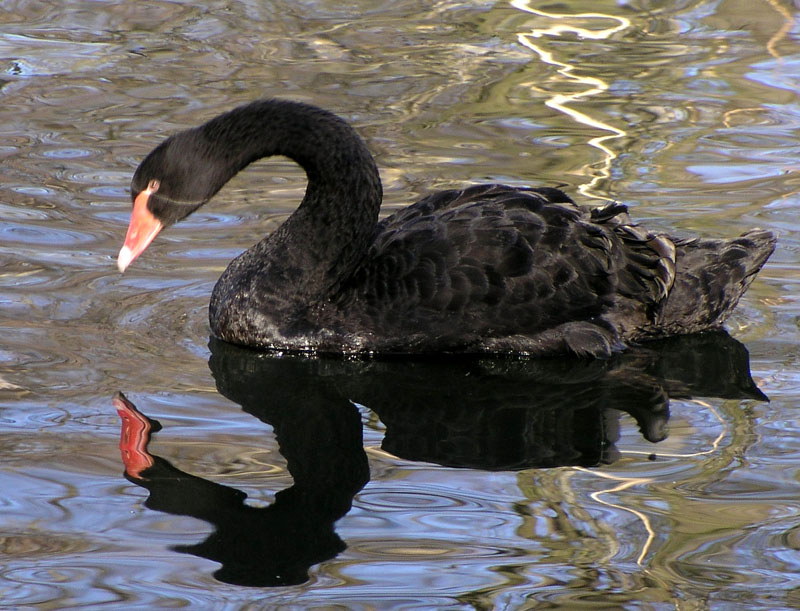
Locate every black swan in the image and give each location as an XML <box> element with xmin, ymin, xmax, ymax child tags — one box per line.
<box><xmin>117</xmin><ymin>99</ymin><xmax>775</xmax><ymax>357</ymax></box>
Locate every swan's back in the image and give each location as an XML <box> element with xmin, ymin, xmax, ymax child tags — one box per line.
<box><xmin>320</xmin><ymin>185</ymin><xmax>775</xmax><ymax>356</ymax></box>
<box><xmin>330</xmin><ymin>185</ymin><xmax>695</xmax><ymax>356</ymax></box>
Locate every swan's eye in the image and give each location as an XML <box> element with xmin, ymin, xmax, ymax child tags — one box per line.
<box><xmin>147</xmin><ymin>179</ymin><xmax>161</xmax><ymax>192</ymax></box>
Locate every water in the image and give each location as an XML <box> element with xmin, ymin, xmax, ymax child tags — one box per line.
<box><xmin>1</xmin><ymin>0</ymin><xmax>799</xmax><ymax>607</ymax></box>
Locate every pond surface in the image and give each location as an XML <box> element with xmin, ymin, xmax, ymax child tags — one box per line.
<box><xmin>1</xmin><ymin>0</ymin><xmax>799</xmax><ymax>608</ymax></box>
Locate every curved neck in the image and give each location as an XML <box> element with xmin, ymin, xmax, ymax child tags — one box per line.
<box><xmin>198</xmin><ymin>100</ymin><xmax>382</xmax><ymax>294</ymax></box>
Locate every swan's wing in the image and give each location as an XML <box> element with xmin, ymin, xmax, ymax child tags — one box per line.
<box><xmin>336</xmin><ymin>185</ymin><xmax>676</xmax><ymax>352</ymax></box>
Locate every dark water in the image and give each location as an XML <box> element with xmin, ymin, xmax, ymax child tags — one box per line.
<box><xmin>1</xmin><ymin>0</ymin><xmax>799</xmax><ymax>608</ymax></box>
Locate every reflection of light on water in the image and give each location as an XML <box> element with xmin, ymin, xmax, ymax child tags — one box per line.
<box><xmin>510</xmin><ymin>0</ymin><xmax>631</xmax><ymax>200</ymax></box>
<box><xmin>763</xmin><ymin>0</ymin><xmax>794</xmax><ymax>60</ymax></box>
<box><xmin>576</xmin><ymin>470</ymin><xmax>656</xmax><ymax>566</ymax></box>
<box><xmin>576</xmin><ymin>399</ymin><xmax>727</xmax><ymax>566</ymax></box>
<box><xmin>509</xmin><ymin>1</ymin><xmax>631</xmax><ymax>40</ymax></box>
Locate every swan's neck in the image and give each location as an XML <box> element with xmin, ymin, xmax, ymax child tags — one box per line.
<box><xmin>206</xmin><ymin>100</ymin><xmax>382</xmax><ymax>326</ymax></box>
<box><xmin>205</xmin><ymin>101</ymin><xmax>381</xmax><ymax>346</ymax></box>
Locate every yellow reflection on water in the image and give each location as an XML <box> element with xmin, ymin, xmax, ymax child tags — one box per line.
<box><xmin>763</xmin><ymin>0</ymin><xmax>795</xmax><ymax>59</ymax></box>
<box><xmin>510</xmin><ymin>0</ymin><xmax>631</xmax><ymax>201</ymax></box>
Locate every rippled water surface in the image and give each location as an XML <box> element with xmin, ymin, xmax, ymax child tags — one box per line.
<box><xmin>2</xmin><ymin>0</ymin><xmax>800</xmax><ymax>608</ymax></box>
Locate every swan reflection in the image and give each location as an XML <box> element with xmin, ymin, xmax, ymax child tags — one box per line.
<box><xmin>115</xmin><ymin>330</ymin><xmax>765</xmax><ymax>587</ymax></box>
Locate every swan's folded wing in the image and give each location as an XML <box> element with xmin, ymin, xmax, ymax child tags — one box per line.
<box><xmin>338</xmin><ymin>187</ymin><xmax>628</xmax><ymax>335</ymax></box>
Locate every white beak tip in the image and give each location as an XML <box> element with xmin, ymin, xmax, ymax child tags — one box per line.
<box><xmin>117</xmin><ymin>246</ymin><xmax>133</xmax><ymax>273</ymax></box>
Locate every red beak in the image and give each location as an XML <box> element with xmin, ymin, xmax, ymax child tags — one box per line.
<box><xmin>117</xmin><ymin>184</ymin><xmax>163</xmax><ymax>272</ymax></box>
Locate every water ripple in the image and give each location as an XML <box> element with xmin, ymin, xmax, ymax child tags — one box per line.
<box><xmin>0</xmin><ymin>0</ymin><xmax>797</xmax><ymax>607</ymax></box>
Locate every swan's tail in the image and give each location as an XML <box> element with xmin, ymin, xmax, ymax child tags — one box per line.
<box><xmin>654</xmin><ymin>229</ymin><xmax>776</xmax><ymax>335</ymax></box>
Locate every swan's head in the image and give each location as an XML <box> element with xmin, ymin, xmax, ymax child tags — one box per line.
<box><xmin>117</xmin><ymin>130</ymin><xmax>217</xmax><ymax>272</ymax></box>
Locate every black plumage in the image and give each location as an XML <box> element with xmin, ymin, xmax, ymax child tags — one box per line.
<box><xmin>125</xmin><ymin>99</ymin><xmax>775</xmax><ymax>357</ymax></box>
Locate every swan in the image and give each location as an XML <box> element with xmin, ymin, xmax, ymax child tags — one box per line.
<box><xmin>117</xmin><ymin>99</ymin><xmax>775</xmax><ymax>357</ymax></box>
